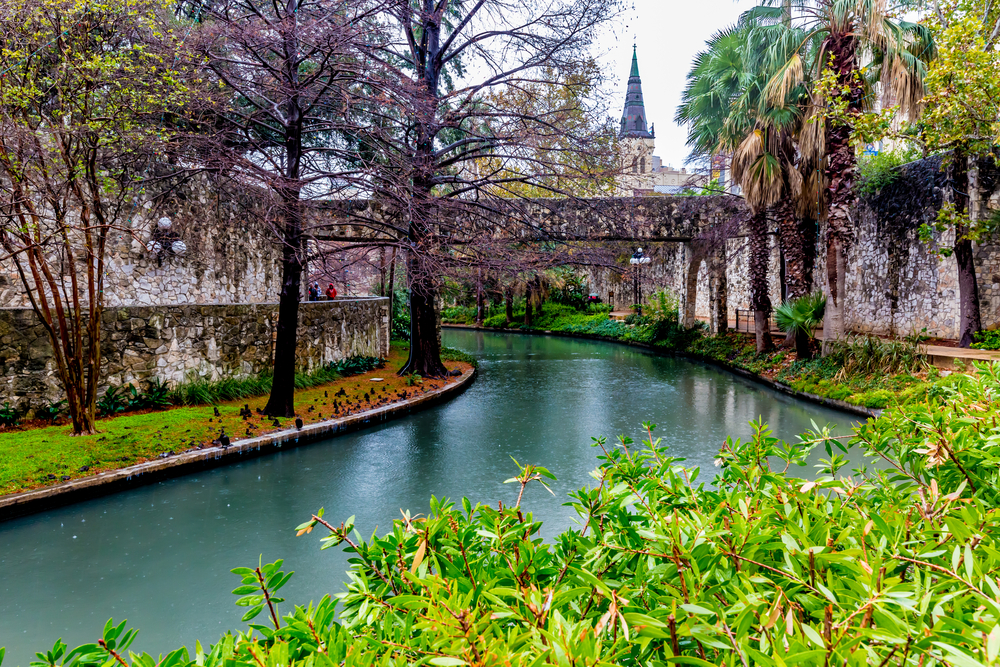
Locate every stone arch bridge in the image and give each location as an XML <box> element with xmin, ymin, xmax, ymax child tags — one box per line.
<box><xmin>307</xmin><ymin>195</ymin><xmax>757</xmax><ymax>334</ymax></box>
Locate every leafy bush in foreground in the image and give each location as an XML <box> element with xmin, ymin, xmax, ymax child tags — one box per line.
<box><xmin>21</xmin><ymin>362</ymin><xmax>1000</xmax><ymax>667</ymax></box>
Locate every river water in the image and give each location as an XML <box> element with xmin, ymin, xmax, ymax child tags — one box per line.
<box><xmin>0</xmin><ymin>330</ymin><xmax>859</xmax><ymax>664</ymax></box>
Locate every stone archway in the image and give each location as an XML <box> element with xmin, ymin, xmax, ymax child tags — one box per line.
<box><xmin>683</xmin><ymin>238</ymin><xmax>728</xmax><ymax>334</ymax></box>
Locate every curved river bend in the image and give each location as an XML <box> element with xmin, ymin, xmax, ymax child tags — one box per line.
<box><xmin>0</xmin><ymin>331</ymin><xmax>858</xmax><ymax>663</ymax></box>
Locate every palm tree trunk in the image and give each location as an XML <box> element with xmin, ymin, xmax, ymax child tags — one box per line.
<box><xmin>776</xmin><ymin>197</ymin><xmax>815</xmax><ymax>357</ymax></box>
<box><xmin>777</xmin><ymin>198</ymin><xmax>809</xmax><ymax>300</ymax></box>
<box><xmin>821</xmin><ymin>32</ymin><xmax>861</xmax><ymax>354</ymax></box>
<box><xmin>748</xmin><ymin>209</ymin><xmax>773</xmax><ymax>352</ymax></box>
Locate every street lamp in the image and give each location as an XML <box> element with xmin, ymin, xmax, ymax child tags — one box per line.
<box><xmin>629</xmin><ymin>247</ymin><xmax>651</xmax><ymax>315</ymax></box>
<box><xmin>148</xmin><ymin>216</ymin><xmax>186</xmax><ymax>264</ymax></box>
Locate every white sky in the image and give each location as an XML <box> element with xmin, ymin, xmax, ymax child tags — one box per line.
<box><xmin>598</xmin><ymin>0</ymin><xmax>748</xmax><ymax>169</ymax></box>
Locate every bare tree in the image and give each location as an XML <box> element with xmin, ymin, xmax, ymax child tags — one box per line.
<box><xmin>0</xmin><ymin>0</ymin><xmax>190</xmax><ymax>433</ymax></box>
<box><xmin>193</xmin><ymin>0</ymin><xmax>373</xmax><ymax>416</ymax></box>
<box><xmin>337</xmin><ymin>0</ymin><xmax>624</xmax><ymax>377</ymax></box>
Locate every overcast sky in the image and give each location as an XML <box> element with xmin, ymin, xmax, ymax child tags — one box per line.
<box><xmin>597</xmin><ymin>0</ymin><xmax>748</xmax><ymax>170</ymax></box>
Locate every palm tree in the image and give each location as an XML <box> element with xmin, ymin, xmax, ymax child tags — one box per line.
<box><xmin>677</xmin><ymin>25</ymin><xmax>776</xmax><ymax>352</ymax></box>
<box><xmin>751</xmin><ymin>0</ymin><xmax>933</xmax><ymax>349</ymax></box>
<box><xmin>679</xmin><ymin>21</ymin><xmax>813</xmax><ymax>352</ymax></box>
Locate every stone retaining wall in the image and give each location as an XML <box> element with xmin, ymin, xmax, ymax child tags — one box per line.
<box><xmin>0</xmin><ymin>174</ymin><xmax>283</xmax><ymax>309</ymax></box>
<box><xmin>0</xmin><ymin>298</ymin><xmax>389</xmax><ymax>412</ymax></box>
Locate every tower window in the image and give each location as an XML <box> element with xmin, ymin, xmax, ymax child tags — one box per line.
<box><xmin>640</xmin><ymin>157</ymin><xmax>646</xmax><ymax>173</ymax></box>
<box><xmin>632</xmin><ymin>157</ymin><xmax>638</xmax><ymax>174</ymax></box>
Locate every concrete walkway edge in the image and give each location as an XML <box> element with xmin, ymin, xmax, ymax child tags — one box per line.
<box><xmin>0</xmin><ymin>366</ymin><xmax>477</xmax><ymax>523</ymax></box>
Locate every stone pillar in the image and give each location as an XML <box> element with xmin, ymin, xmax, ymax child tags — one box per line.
<box><xmin>709</xmin><ymin>240</ymin><xmax>728</xmax><ymax>334</ymax></box>
<box><xmin>683</xmin><ymin>243</ymin><xmax>701</xmax><ymax>328</ymax></box>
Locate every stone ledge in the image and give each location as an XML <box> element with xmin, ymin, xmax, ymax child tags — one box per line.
<box><xmin>0</xmin><ymin>366</ymin><xmax>476</xmax><ymax>523</ymax></box>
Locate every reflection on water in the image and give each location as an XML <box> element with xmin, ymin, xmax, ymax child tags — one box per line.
<box><xmin>0</xmin><ymin>331</ymin><xmax>858</xmax><ymax>664</ymax></box>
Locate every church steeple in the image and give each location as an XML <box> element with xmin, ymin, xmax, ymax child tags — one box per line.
<box><xmin>620</xmin><ymin>46</ymin><xmax>653</xmax><ymax>139</ymax></box>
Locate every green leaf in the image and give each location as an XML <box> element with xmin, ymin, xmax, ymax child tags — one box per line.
<box><xmin>801</xmin><ymin>624</ymin><xmax>825</xmax><ymax>648</ymax></box>
<box><xmin>241</xmin><ymin>605</ymin><xmax>264</xmax><ymax>622</ymax></box>
<box><xmin>680</xmin><ymin>604</ymin><xmax>716</xmax><ymax>617</ymax></box>
<box><xmin>665</xmin><ymin>658</ymin><xmax>718</xmax><ymax>667</ymax></box>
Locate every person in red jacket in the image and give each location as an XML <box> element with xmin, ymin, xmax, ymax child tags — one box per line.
<box><xmin>325</xmin><ymin>283</ymin><xmax>337</xmax><ymax>300</ymax></box>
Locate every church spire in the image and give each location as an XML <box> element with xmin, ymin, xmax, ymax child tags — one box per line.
<box><xmin>620</xmin><ymin>45</ymin><xmax>653</xmax><ymax>139</ymax></box>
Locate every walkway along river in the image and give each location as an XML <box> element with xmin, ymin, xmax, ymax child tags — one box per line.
<box><xmin>0</xmin><ymin>330</ymin><xmax>858</xmax><ymax>664</ymax></box>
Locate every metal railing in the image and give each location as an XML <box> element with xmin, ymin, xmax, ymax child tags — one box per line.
<box><xmin>735</xmin><ymin>309</ymin><xmax>777</xmax><ymax>333</ymax></box>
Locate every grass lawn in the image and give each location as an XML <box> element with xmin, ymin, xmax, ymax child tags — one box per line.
<box><xmin>0</xmin><ymin>343</ymin><xmax>473</xmax><ymax>496</ymax></box>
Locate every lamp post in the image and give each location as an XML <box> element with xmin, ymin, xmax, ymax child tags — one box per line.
<box><xmin>629</xmin><ymin>248</ymin><xmax>651</xmax><ymax>315</ymax></box>
<box><xmin>148</xmin><ymin>217</ymin><xmax>186</xmax><ymax>265</ymax></box>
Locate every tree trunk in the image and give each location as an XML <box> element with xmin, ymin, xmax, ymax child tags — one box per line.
<box><xmin>748</xmin><ymin>210</ymin><xmax>773</xmax><ymax>352</ymax></box>
<box><xmin>505</xmin><ymin>287</ymin><xmax>513</xmax><ymax>323</ymax></box>
<box><xmin>794</xmin><ymin>330</ymin><xmax>812</xmax><ymax>360</ymax></box>
<box><xmin>476</xmin><ymin>269</ymin><xmax>484</xmax><ymax>325</ymax></box>
<box><xmin>956</xmin><ymin>237</ymin><xmax>982</xmax><ymax>347</ymax></box>
<box><xmin>777</xmin><ymin>197</ymin><xmax>814</xmax><ymax>356</ymax></box>
<box><xmin>777</xmin><ymin>197</ymin><xmax>809</xmax><ymax>300</ymax></box>
<box><xmin>953</xmin><ymin>152</ymin><xmax>982</xmax><ymax>347</ymax></box>
<box><xmin>821</xmin><ymin>32</ymin><xmax>861</xmax><ymax>354</ymax></box>
<box><xmin>399</xmin><ymin>0</ymin><xmax>446</xmax><ymax>378</ymax></box>
<box><xmin>533</xmin><ymin>274</ymin><xmax>543</xmax><ymax>315</ymax></box>
<box><xmin>401</xmin><ymin>244</ymin><xmax>446</xmax><ymax>377</ymax></box>
<box><xmin>263</xmin><ymin>190</ymin><xmax>304</xmax><ymax>418</ymax></box>
<box><xmin>262</xmin><ymin>0</ymin><xmax>307</xmax><ymax>416</ymax></box>
<box><xmin>387</xmin><ymin>246</ymin><xmax>397</xmax><ymax>336</ymax></box>
<box><xmin>379</xmin><ymin>247</ymin><xmax>387</xmax><ymax>296</ymax></box>
<box><xmin>524</xmin><ymin>279</ymin><xmax>534</xmax><ymax>327</ymax></box>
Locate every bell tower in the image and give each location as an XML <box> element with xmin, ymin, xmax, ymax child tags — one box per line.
<box><xmin>620</xmin><ymin>46</ymin><xmax>654</xmax><ymax>140</ymax></box>
<box><xmin>618</xmin><ymin>46</ymin><xmax>656</xmax><ymax>192</ymax></box>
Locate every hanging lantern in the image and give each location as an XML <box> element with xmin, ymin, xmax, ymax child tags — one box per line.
<box><xmin>171</xmin><ymin>240</ymin><xmax>187</xmax><ymax>256</ymax></box>
<box><xmin>149</xmin><ymin>241</ymin><xmax>163</xmax><ymax>255</ymax></box>
<box><xmin>157</xmin><ymin>217</ymin><xmax>172</xmax><ymax>230</ymax></box>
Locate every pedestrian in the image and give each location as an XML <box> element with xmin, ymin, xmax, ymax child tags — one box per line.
<box><xmin>325</xmin><ymin>282</ymin><xmax>337</xmax><ymax>300</ymax></box>
<box><xmin>308</xmin><ymin>282</ymin><xmax>319</xmax><ymax>301</ymax></box>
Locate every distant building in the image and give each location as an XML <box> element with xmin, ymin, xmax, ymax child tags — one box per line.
<box><xmin>615</xmin><ymin>47</ymin><xmax>713</xmax><ymax>197</ymax></box>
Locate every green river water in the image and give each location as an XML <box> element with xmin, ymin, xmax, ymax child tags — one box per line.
<box><xmin>0</xmin><ymin>330</ymin><xmax>860</xmax><ymax>664</ymax></box>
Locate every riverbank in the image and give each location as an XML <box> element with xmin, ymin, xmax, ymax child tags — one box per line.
<box><xmin>443</xmin><ymin>320</ymin><xmax>966</xmax><ymax>418</ymax></box>
<box><xmin>0</xmin><ymin>345</ymin><xmax>476</xmax><ymax>520</ymax></box>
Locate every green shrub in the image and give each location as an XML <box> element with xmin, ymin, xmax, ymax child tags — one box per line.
<box><xmin>827</xmin><ymin>385</ymin><xmax>853</xmax><ymax>401</ymax></box>
<box><xmin>774</xmin><ymin>291</ymin><xmax>826</xmax><ymax>337</ymax></box>
<box><xmin>826</xmin><ymin>333</ymin><xmax>926</xmax><ymax>377</ymax></box>
<box><xmin>0</xmin><ymin>401</ymin><xmax>18</xmax><ymax>427</ymax></box>
<box><xmin>390</xmin><ymin>289</ymin><xmax>410</xmax><ymax>340</ymax></box>
<box><xmin>440</xmin><ymin>346</ymin><xmax>477</xmax><ymax>368</ymax></box>
<box><xmin>972</xmin><ymin>328</ymin><xmax>1000</xmax><ymax>350</ymax></box>
<box><xmin>96</xmin><ymin>385</ymin><xmax>129</xmax><ymax>417</ymax></box>
<box><xmin>171</xmin><ymin>356</ymin><xmax>384</xmax><ymax>406</ymax></box>
<box><xmin>855</xmin><ymin>145</ymin><xmax>922</xmax><ymax>196</ymax></box>
<box><xmin>31</xmin><ymin>367</ymin><xmax>1000</xmax><ymax>667</ymax></box>
<box><xmin>483</xmin><ymin>313</ymin><xmax>509</xmax><ymax>328</ymax></box>
<box><xmin>441</xmin><ymin>305</ymin><xmax>476</xmax><ymax>324</ymax></box>
<box><xmin>34</xmin><ymin>399</ymin><xmax>65</xmax><ymax>422</ymax></box>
